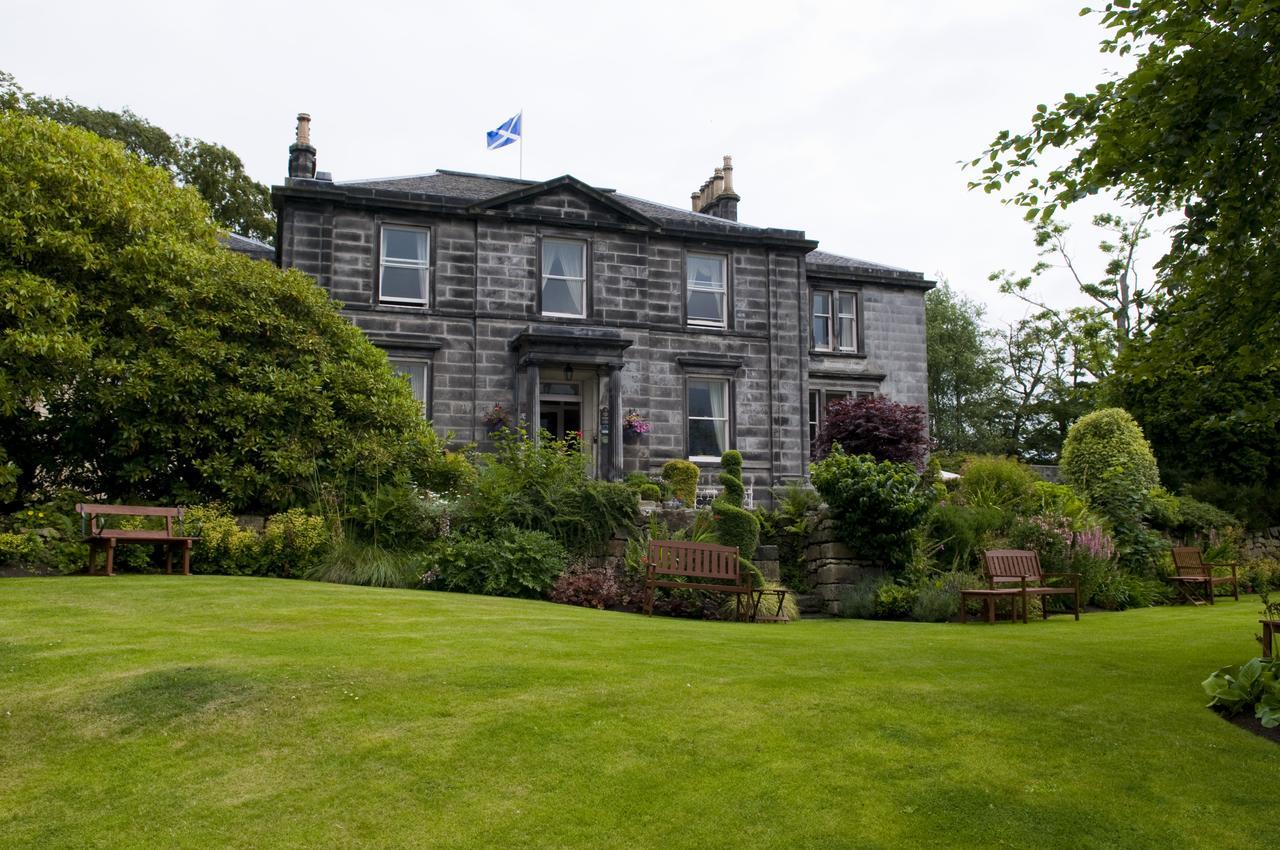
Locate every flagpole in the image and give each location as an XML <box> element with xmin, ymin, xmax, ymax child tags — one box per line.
<box><xmin>519</xmin><ymin>108</ymin><xmax>523</xmax><ymax>179</ymax></box>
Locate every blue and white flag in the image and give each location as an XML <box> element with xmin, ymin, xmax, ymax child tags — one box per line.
<box><xmin>486</xmin><ymin>112</ymin><xmax>522</xmax><ymax>150</ymax></box>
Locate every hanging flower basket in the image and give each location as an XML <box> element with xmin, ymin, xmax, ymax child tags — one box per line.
<box><xmin>622</xmin><ymin>409</ymin><xmax>650</xmax><ymax>444</ymax></box>
<box><xmin>482</xmin><ymin>403</ymin><xmax>512</xmax><ymax>435</ymax></box>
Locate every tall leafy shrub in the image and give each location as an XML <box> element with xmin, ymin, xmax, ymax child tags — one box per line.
<box><xmin>420</xmin><ymin>526</ymin><xmax>567</xmax><ymax>598</ymax></box>
<box><xmin>0</xmin><ymin>112</ymin><xmax>457</xmax><ymax>513</ymax></box>
<box><xmin>810</xmin><ymin>447</ymin><xmax>933</xmax><ymax>567</ymax></box>
<box><xmin>1061</xmin><ymin>408</ymin><xmax>1159</xmax><ymax>526</ymax></box>
<box><xmin>1061</xmin><ymin>408</ymin><xmax>1164</xmax><ymax>574</ymax></box>
<box><xmin>459</xmin><ymin>429</ymin><xmax>636</xmax><ymax>555</ymax></box>
<box><xmin>811</xmin><ymin>395</ymin><xmax>930</xmax><ymax>467</ymax></box>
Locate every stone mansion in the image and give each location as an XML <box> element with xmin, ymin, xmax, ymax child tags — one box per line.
<box><xmin>268</xmin><ymin>115</ymin><xmax>932</xmax><ymax>492</ymax></box>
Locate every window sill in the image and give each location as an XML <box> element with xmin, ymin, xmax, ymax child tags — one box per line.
<box><xmin>810</xmin><ymin>349</ymin><xmax>866</xmax><ymax>359</ymax></box>
<box><xmin>359</xmin><ymin>301</ymin><xmax>433</xmax><ymax>313</ymax></box>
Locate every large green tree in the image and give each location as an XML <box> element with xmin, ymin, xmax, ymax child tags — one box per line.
<box><xmin>0</xmin><ymin>71</ymin><xmax>274</xmax><ymax>242</ymax></box>
<box><xmin>0</xmin><ymin>111</ymin><xmax>450</xmax><ymax>512</ymax></box>
<box><xmin>925</xmin><ymin>283</ymin><xmax>1006</xmax><ymax>454</ymax></box>
<box><xmin>970</xmin><ymin>1</ymin><xmax>1280</xmax><ymax>523</ymax></box>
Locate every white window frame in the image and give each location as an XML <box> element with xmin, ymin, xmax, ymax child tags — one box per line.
<box><xmin>811</xmin><ymin>287</ymin><xmax>860</xmax><ymax>353</ymax></box>
<box><xmin>540</xmin><ymin>238</ymin><xmax>588</xmax><ymax>319</ymax></box>
<box><xmin>836</xmin><ymin>292</ymin><xmax>858</xmax><ymax>352</ymax></box>
<box><xmin>379</xmin><ymin>225</ymin><xmax>431</xmax><ymax>306</ymax></box>
<box><xmin>687</xmin><ymin>377</ymin><xmax>731</xmax><ymax>462</ymax></box>
<box><xmin>812</xmin><ymin>291</ymin><xmax>833</xmax><ymax>351</ymax></box>
<box><xmin>686</xmin><ymin>253</ymin><xmax>728</xmax><ymax>329</ymax></box>
<box><xmin>388</xmin><ymin>358</ymin><xmax>431</xmax><ymax>418</ymax></box>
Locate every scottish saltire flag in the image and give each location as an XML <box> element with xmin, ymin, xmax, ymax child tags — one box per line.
<box><xmin>486</xmin><ymin>112</ymin><xmax>522</xmax><ymax>150</ymax></box>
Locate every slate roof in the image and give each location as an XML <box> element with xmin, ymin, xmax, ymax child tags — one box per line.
<box><xmin>292</xmin><ymin>169</ymin><xmax>927</xmax><ymax>282</ymax></box>
<box><xmin>334</xmin><ymin>170</ymin><xmax>779</xmax><ymax>238</ymax></box>
<box><xmin>219</xmin><ymin>232</ymin><xmax>275</xmax><ymax>261</ymax></box>
<box><xmin>806</xmin><ymin>249</ymin><xmax>909</xmax><ymax>275</ymax></box>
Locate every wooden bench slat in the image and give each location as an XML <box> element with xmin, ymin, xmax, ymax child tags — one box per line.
<box><xmin>960</xmin><ymin>549</ymin><xmax>1082</xmax><ymax>624</ymax></box>
<box><xmin>75</xmin><ymin>502</ymin><xmax>197</xmax><ymax>577</ymax></box>
<box><xmin>75</xmin><ymin>504</ymin><xmax>184</xmax><ymax>518</ymax></box>
<box><xmin>1168</xmin><ymin>546</ymin><xmax>1239</xmax><ymax>605</ymax></box>
<box><xmin>644</xmin><ymin>539</ymin><xmax>751</xmax><ymax>621</ymax></box>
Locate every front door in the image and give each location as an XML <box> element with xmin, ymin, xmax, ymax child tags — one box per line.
<box><xmin>538</xmin><ymin>398</ymin><xmax>582</xmax><ymax>442</ymax></box>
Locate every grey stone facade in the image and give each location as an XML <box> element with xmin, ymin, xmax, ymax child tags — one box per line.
<box><xmin>271</xmin><ymin>133</ymin><xmax>933</xmax><ymax>492</ymax></box>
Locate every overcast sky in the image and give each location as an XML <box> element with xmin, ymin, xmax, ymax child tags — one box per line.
<box><xmin>4</xmin><ymin>0</ymin><xmax>1164</xmax><ymax>327</ymax></box>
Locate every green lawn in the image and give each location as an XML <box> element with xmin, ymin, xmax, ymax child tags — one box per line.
<box><xmin>0</xmin><ymin>577</ymin><xmax>1272</xmax><ymax>849</ymax></box>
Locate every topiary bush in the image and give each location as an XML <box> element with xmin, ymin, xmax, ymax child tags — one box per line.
<box><xmin>1061</xmin><ymin>408</ymin><xmax>1160</xmax><ymax>527</ymax></box>
<box><xmin>711</xmin><ymin>503</ymin><xmax>759</xmax><ymax>561</ymax></box>
<box><xmin>661</xmin><ymin>459</ymin><xmax>700</xmax><ymax>506</ymax></box>
<box><xmin>638</xmin><ymin>483</ymin><xmax>662</xmax><ymax>502</ymax></box>
<box><xmin>811</xmin><ymin>395</ymin><xmax>931</xmax><ymax>468</ymax></box>
<box><xmin>810</xmin><ymin>446</ymin><xmax>934</xmax><ymax>567</ymax></box>
<box><xmin>711</xmin><ymin>450</ymin><xmax>759</xmax><ymax>560</ymax></box>
<box><xmin>718</xmin><ymin>450</ymin><xmax>745</xmax><ymax>507</ymax></box>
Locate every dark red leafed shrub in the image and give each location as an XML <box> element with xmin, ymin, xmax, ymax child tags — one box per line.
<box><xmin>812</xmin><ymin>396</ymin><xmax>931</xmax><ymax>467</ymax></box>
<box><xmin>549</xmin><ymin>560</ymin><xmax>645</xmax><ymax>610</ymax></box>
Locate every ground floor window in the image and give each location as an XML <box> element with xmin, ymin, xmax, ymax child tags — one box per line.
<box><xmin>687</xmin><ymin>378</ymin><xmax>730</xmax><ymax>461</ymax></box>
<box><xmin>808</xmin><ymin>389</ymin><xmax>874</xmax><ymax>447</ymax></box>
<box><xmin>389</xmin><ymin>359</ymin><xmax>431</xmax><ymax>418</ymax></box>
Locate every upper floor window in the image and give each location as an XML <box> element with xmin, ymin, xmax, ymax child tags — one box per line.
<box><xmin>686</xmin><ymin>253</ymin><xmax>727</xmax><ymax>328</ymax></box>
<box><xmin>380</xmin><ymin>226</ymin><xmax>430</xmax><ymax>305</ymax></box>
<box><xmin>388</xmin><ymin>358</ymin><xmax>431</xmax><ymax>418</ymax></box>
<box><xmin>688</xmin><ymin>377</ymin><xmax>730</xmax><ymax>461</ymax></box>
<box><xmin>812</xmin><ymin>288</ymin><xmax>859</xmax><ymax>352</ymax></box>
<box><xmin>541</xmin><ymin>238</ymin><xmax>587</xmax><ymax>318</ymax></box>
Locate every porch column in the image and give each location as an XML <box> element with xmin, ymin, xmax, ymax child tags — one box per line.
<box><xmin>608</xmin><ymin>364</ymin><xmax>623</xmax><ymax>480</ymax></box>
<box><xmin>525</xmin><ymin>362</ymin><xmax>540</xmax><ymax>445</ymax></box>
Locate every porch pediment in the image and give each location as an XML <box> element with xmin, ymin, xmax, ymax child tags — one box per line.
<box><xmin>468</xmin><ymin>175</ymin><xmax>661</xmax><ymax>231</ymax></box>
<box><xmin>509</xmin><ymin>324</ymin><xmax>632</xmax><ymax>370</ymax></box>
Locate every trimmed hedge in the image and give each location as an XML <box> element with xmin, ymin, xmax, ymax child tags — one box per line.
<box><xmin>661</xmin><ymin>460</ymin><xmax>700</xmax><ymax>506</ymax></box>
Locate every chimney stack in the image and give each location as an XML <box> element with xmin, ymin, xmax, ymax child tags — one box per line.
<box><xmin>689</xmin><ymin>154</ymin><xmax>740</xmax><ymax>221</ymax></box>
<box><xmin>288</xmin><ymin>112</ymin><xmax>317</xmax><ymax>180</ymax></box>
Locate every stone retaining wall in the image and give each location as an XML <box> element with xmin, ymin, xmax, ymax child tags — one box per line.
<box><xmin>794</xmin><ymin>516</ymin><xmax>885</xmax><ymax>616</ymax></box>
<box><xmin>1243</xmin><ymin>527</ymin><xmax>1280</xmax><ymax>561</ymax></box>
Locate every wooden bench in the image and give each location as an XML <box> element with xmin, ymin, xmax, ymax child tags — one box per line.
<box><xmin>1168</xmin><ymin>546</ymin><xmax>1238</xmax><ymax>605</ymax></box>
<box><xmin>76</xmin><ymin>504</ymin><xmax>196</xmax><ymax>576</ymax></box>
<box><xmin>959</xmin><ymin>549</ymin><xmax>1081</xmax><ymax>624</ymax></box>
<box><xmin>643</xmin><ymin>540</ymin><xmax>784</xmax><ymax>622</ymax></box>
<box><xmin>1261</xmin><ymin>620</ymin><xmax>1280</xmax><ymax>659</ymax></box>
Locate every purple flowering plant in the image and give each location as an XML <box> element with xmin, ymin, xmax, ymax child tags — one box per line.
<box><xmin>623</xmin><ymin>409</ymin><xmax>650</xmax><ymax>436</ymax></box>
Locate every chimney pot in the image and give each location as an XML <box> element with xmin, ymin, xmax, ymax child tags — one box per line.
<box><xmin>712</xmin><ymin>167</ymin><xmax>725</xmax><ymax>198</ymax></box>
<box><xmin>288</xmin><ymin>112</ymin><xmax>317</xmax><ymax>180</ymax></box>
<box><xmin>722</xmin><ymin>155</ymin><xmax>734</xmax><ymax>195</ymax></box>
<box><xmin>691</xmin><ymin>191</ymin><xmax>700</xmax><ymax>211</ymax></box>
